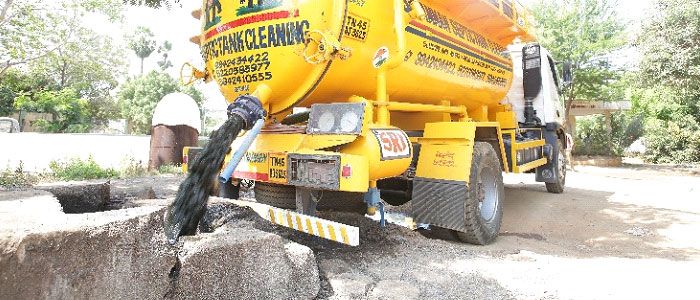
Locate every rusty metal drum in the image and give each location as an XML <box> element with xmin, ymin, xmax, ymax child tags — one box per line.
<box><xmin>148</xmin><ymin>93</ymin><xmax>202</xmax><ymax>170</ymax></box>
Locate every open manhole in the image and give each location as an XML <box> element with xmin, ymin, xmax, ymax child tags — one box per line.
<box><xmin>36</xmin><ymin>182</ymin><xmax>111</xmax><ymax>214</ymax></box>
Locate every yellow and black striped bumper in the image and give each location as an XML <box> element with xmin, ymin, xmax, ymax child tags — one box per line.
<box><xmin>229</xmin><ymin>198</ymin><xmax>360</xmax><ymax>246</ymax></box>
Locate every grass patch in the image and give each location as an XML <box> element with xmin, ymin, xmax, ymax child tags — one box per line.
<box><xmin>120</xmin><ymin>157</ymin><xmax>149</xmax><ymax>178</ymax></box>
<box><xmin>5</xmin><ymin>157</ymin><xmax>184</xmax><ymax>185</ymax></box>
<box><xmin>0</xmin><ymin>162</ymin><xmax>37</xmax><ymax>189</ymax></box>
<box><xmin>158</xmin><ymin>164</ymin><xmax>183</xmax><ymax>175</ymax></box>
<box><xmin>49</xmin><ymin>156</ymin><xmax>118</xmax><ymax>181</ymax></box>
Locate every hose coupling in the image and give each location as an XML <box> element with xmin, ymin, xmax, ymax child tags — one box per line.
<box><xmin>227</xmin><ymin>95</ymin><xmax>267</xmax><ymax>130</ymax></box>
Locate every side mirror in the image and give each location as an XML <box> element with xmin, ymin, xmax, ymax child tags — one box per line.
<box><xmin>562</xmin><ymin>62</ymin><xmax>573</xmax><ymax>88</ymax></box>
<box><xmin>522</xmin><ymin>44</ymin><xmax>543</xmax><ymax>99</ymax></box>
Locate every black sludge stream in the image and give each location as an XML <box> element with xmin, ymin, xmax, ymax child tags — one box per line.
<box><xmin>164</xmin><ymin>115</ymin><xmax>245</xmax><ymax>244</ymax></box>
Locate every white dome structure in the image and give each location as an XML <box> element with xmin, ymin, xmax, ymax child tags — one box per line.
<box><xmin>152</xmin><ymin>92</ymin><xmax>202</xmax><ymax>133</ymax></box>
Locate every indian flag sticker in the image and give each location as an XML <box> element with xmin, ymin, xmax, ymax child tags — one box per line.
<box><xmin>372</xmin><ymin>47</ymin><xmax>390</xmax><ymax>68</ymax></box>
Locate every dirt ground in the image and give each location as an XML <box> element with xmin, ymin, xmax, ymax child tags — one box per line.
<box><xmin>100</xmin><ymin>165</ymin><xmax>700</xmax><ymax>299</ymax></box>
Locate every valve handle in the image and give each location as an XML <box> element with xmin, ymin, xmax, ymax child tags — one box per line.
<box><xmin>302</xmin><ymin>30</ymin><xmax>352</xmax><ymax>65</ymax></box>
<box><xmin>180</xmin><ymin>62</ymin><xmax>206</xmax><ymax>86</ymax></box>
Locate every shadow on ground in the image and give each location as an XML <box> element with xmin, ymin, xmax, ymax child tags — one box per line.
<box><xmin>494</xmin><ymin>183</ymin><xmax>700</xmax><ymax>260</ymax></box>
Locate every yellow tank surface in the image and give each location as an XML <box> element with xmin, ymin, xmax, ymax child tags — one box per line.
<box><xmin>197</xmin><ymin>0</ymin><xmax>534</xmax><ymax>123</ymax></box>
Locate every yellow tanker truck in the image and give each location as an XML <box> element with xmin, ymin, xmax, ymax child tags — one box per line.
<box><xmin>182</xmin><ymin>0</ymin><xmax>571</xmax><ymax>245</ymax></box>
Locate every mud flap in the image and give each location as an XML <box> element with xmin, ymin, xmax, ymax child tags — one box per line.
<box><xmin>411</xmin><ymin>177</ymin><xmax>469</xmax><ymax>232</ymax></box>
<box><xmin>536</xmin><ymin>123</ymin><xmax>561</xmax><ymax>183</ymax></box>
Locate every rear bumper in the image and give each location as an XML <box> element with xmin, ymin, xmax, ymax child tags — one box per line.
<box><xmin>223</xmin><ymin>197</ymin><xmax>360</xmax><ymax>246</ymax></box>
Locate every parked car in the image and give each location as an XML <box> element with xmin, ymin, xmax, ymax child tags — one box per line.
<box><xmin>0</xmin><ymin>117</ymin><xmax>20</xmax><ymax>133</ymax></box>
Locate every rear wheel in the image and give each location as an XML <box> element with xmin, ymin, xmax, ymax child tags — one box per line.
<box><xmin>545</xmin><ymin>140</ymin><xmax>566</xmax><ymax>194</ymax></box>
<box><xmin>254</xmin><ymin>182</ymin><xmax>366</xmax><ymax>214</ymax></box>
<box><xmin>254</xmin><ymin>182</ymin><xmax>296</xmax><ymax>209</ymax></box>
<box><xmin>454</xmin><ymin>142</ymin><xmax>505</xmax><ymax>245</ymax></box>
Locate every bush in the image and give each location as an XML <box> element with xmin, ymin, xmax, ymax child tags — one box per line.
<box><xmin>644</xmin><ymin>117</ymin><xmax>700</xmax><ymax>164</ymax></box>
<box><xmin>49</xmin><ymin>156</ymin><xmax>118</xmax><ymax>181</ymax></box>
<box><xmin>574</xmin><ymin>112</ymin><xmax>643</xmax><ymax>156</ymax></box>
<box><xmin>14</xmin><ymin>88</ymin><xmax>92</xmax><ymax>133</ymax></box>
<box><xmin>628</xmin><ymin>84</ymin><xmax>700</xmax><ymax>164</ymax></box>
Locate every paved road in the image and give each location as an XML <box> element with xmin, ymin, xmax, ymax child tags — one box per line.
<box><xmin>481</xmin><ymin>166</ymin><xmax>700</xmax><ymax>299</ymax></box>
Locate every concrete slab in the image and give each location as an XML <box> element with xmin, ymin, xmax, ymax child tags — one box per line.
<box><xmin>173</xmin><ymin>226</ymin><xmax>319</xmax><ymax>299</ymax></box>
<box><xmin>0</xmin><ymin>193</ymin><xmax>321</xmax><ymax>299</ymax></box>
<box><xmin>0</xmin><ymin>206</ymin><xmax>174</xmax><ymax>299</ymax></box>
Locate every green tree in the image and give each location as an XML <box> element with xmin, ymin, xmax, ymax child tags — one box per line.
<box><xmin>14</xmin><ymin>88</ymin><xmax>91</xmax><ymax>133</ymax></box>
<box><xmin>122</xmin><ymin>0</ymin><xmax>180</xmax><ymax>9</ymax></box>
<box><xmin>0</xmin><ymin>69</ymin><xmax>33</xmax><ymax>116</ymax></box>
<box><xmin>638</xmin><ymin>0</ymin><xmax>700</xmax><ymax>117</ymax></box>
<box><xmin>1</xmin><ymin>0</ymin><xmax>125</xmax><ymax>128</ymax></box>
<box><xmin>28</xmin><ymin>26</ymin><xmax>127</xmax><ymax>126</ymax></box>
<box><xmin>0</xmin><ymin>86</ymin><xmax>14</xmax><ymax>116</ymax></box>
<box><xmin>635</xmin><ymin>0</ymin><xmax>700</xmax><ymax>163</ymax></box>
<box><xmin>156</xmin><ymin>41</ymin><xmax>174</xmax><ymax>71</ymax></box>
<box><xmin>128</xmin><ymin>26</ymin><xmax>157</xmax><ymax>75</ymax></box>
<box><xmin>0</xmin><ymin>0</ymin><xmax>122</xmax><ymax>77</ymax></box>
<box><xmin>117</xmin><ymin>71</ymin><xmax>203</xmax><ymax>134</ymax></box>
<box><xmin>530</xmin><ymin>0</ymin><xmax>627</xmax><ymax>116</ymax></box>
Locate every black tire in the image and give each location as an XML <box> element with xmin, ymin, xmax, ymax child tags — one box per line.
<box><xmin>454</xmin><ymin>142</ymin><xmax>505</xmax><ymax>245</ymax></box>
<box><xmin>254</xmin><ymin>182</ymin><xmax>367</xmax><ymax>214</ymax></box>
<box><xmin>545</xmin><ymin>140</ymin><xmax>566</xmax><ymax>194</ymax></box>
<box><xmin>254</xmin><ymin>182</ymin><xmax>296</xmax><ymax>209</ymax></box>
<box><xmin>219</xmin><ymin>178</ymin><xmax>240</xmax><ymax>199</ymax></box>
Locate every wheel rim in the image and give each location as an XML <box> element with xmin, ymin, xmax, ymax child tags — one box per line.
<box><xmin>558</xmin><ymin>149</ymin><xmax>566</xmax><ymax>180</ymax></box>
<box><xmin>477</xmin><ymin>166</ymin><xmax>499</xmax><ymax>222</ymax></box>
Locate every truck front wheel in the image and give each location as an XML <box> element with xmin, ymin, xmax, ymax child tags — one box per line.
<box><xmin>454</xmin><ymin>142</ymin><xmax>505</xmax><ymax>245</ymax></box>
<box><xmin>545</xmin><ymin>140</ymin><xmax>566</xmax><ymax>194</ymax></box>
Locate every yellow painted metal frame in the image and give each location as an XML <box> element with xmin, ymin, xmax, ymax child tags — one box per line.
<box><xmin>514</xmin><ymin>158</ymin><xmax>547</xmax><ymax>173</ymax></box>
<box><xmin>502</xmin><ymin>129</ymin><xmax>549</xmax><ymax>173</ymax></box>
<box><xmin>514</xmin><ymin>139</ymin><xmax>545</xmax><ymax>150</ymax></box>
<box><xmin>415</xmin><ymin>121</ymin><xmax>509</xmax><ymax>183</ymax></box>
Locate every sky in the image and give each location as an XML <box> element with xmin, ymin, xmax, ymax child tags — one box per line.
<box><xmin>99</xmin><ymin>0</ymin><xmax>656</xmax><ymax>113</ymax></box>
